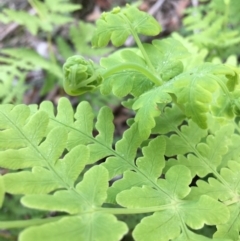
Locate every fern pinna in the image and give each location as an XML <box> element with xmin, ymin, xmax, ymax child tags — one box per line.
<box><xmin>1</xmin><ymin>3</ymin><xmax>240</xmax><ymax>241</ymax></box>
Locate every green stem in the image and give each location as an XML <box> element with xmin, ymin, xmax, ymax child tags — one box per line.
<box><xmin>215</xmin><ymin>76</ymin><xmax>240</xmax><ymax>113</ymax></box>
<box><xmin>102</xmin><ymin>63</ymin><xmax>162</xmax><ymax>86</ymax></box>
<box><xmin>216</xmin><ymin>78</ymin><xmax>232</xmax><ymax>101</ymax></box>
<box><xmin>0</xmin><ymin>216</ymin><xmax>63</xmax><ymax>229</ymax></box>
<box><xmin>47</xmin><ymin>33</ymin><xmax>57</xmax><ymax>65</ymax></box>
<box><xmin>94</xmin><ymin>203</ymin><xmax>174</xmax><ymax>215</ymax></box>
<box><xmin>121</xmin><ymin>14</ymin><xmax>156</xmax><ymax>72</ymax></box>
<box><xmin>131</xmin><ymin>31</ymin><xmax>156</xmax><ymax>72</ymax></box>
<box><xmin>28</xmin><ymin>0</ymin><xmax>57</xmax><ymax>65</ymax></box>
<box><xmin>0</xmin><ymin>202</ymin><xmax>177</xmax><ymax>230</ymax></box>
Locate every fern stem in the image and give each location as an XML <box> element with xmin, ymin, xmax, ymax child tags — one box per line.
<box><xmin>216</xmin><ymin>77</ymin><xmax>232</xmax><ymax>102</ymax></box>
<box><xmin>94</xmin><ymin>203</ymin><xmax>176</xmax><ymax>215</ymax></box>
<box><xmin>130</xmin><ymin>31</ymin><xmax>156</xmax><ymax>72</ymax></box>
<box><xmin>102</xmin><ymin>63</ymin><xmax>162</xmax><ymax>86</ymax></box>
<box><xmin>121</xmin><ymin>14</ymin><xmax>156</xmax><ymax>73</ymax></box>
<box><xmin>47</xmin><ymin>33</ymin><xmax>57</xmax><ymax>65</ymax></box>
<box><xmin>0</xmin><ymin>216</ymin><xmax>63</xmax><ymax>229</ymax></box>
<box><xmin>176</xmin><ymin>211</ymin><xmax>190</xmax><ymax>239</ymax></box>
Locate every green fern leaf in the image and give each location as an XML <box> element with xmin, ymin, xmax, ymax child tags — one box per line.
<box><xmin>100</xmin><ymin>48</ymin><xmax>154</xmax><ymax>97</ymax></box>
<box><xmin>21</xmin><ymin>165</ymin><xmax>107</xmax><ymax>212</ymax></box>
<box><xmin>103</xmin><ymin>123</ymin><xmax>146</xmax><ymax>178</ymax></box>
<box><xmin>107</xmin><ymin>136</ymin><xmax>165</xmax><ymax>203</ymax></box>
<box><xmin>191</xmin><ymin>161</ymin><xmax>240</xmax><ymax>201</ymax></box>
<box><xmin>39</xmin><ymin>97</ymin><xmax>116</xmax><ymax>165</ymax></box>
<box><xmin>165</xmin><ymin>122</ymin><xmax>233</xmax><ymax>177</ymax></box>
<box><xmin>183</xmin><ymin>0</ymin><xmax>240</xmax><ymax>60</ymax></box>
<box><xmin>0</xmin><ymin>73</ymin><xmax>27</xmax><ymax>104</ymax></box>
<box><xmin>187</xmin><ymin>162</ymin><xmax>240</xmax><ymax>240</ymax></box>
<box><xmin>146</xmin><ymin>38</ymin><xmax>190</xmax><ymax>81</ymax></box>
<box><xmin>100</xmin><ymin>37</ymin><xmax>189</xmax><ymax>98</ymax></box>
<box><xmin>0</xmin><ymin>103</ymin><xmax>89</xmax><ymax>194</ymax></box>
<box><xmin>20</xmin><ymin>166</ymin><xmax>128</xmax><ymax>241</ymax></box>
<box><xmin>132</xmin><ymin>87</ymin><xmax>172</xmax><ymax>138</ymax></box>
<box><xmin>174</xmin><ymin>229</ymin><xmax>230</xmax><ymax>241</ymax></box>
<box><xmin>0</xmin><ymin>105</ymin><xmax>48</xmax><ymax>152</ymax></box>
<box><xmin>54</xmin><ymin>145</ymin><xmax>88</xmax><ymax>187</ymax></box>
<box><xmin>88</xmin><ymin>106</ymin><xmax>115</xmax><ymax>164</ymax></box>
<box><xmin>0</xmin><ymin>48</ymin><xmax>62</xmax><ymax>79</ymax></box>
<box><xmin>214</xmin><ymin>204</ymin><xmax>240</xmax><ymax>241</ymax></box>
<box><xmin>117</xmin><ymin>165</ymin><xmax>229</xmax><ymax>241</ymax></box>
<box><xmin>152</xmin><ymin>105</ymin><xmax>185</xmax><ymax>134</ymax></box>
<box><xmin>132</xmin><ymin>195</ymin><xmax>229</xmax><ymax>241</ymax></box>
<box><xmin>165</xmin><ymin>63</ymin><xmax>234</xmax><ymax>128</ymax></box>
<box><xmin>219</xmin><ymin>134</ymin><xmax>240</xmax><ymax>169</ymax></box>
<box><xmin>0</xmin><ymin>9</ymin><xmax>41</xmax><ymax>35</ymax></box>
<box><xmin>117</xmin><ymin>165</ymin><xmax>192</xmax><ymax>206</ymax></box>
<box><xmin>164</xmin><ymin>120</ymin><xmax>208</xmax><ymax>157</ymax></box>
<box><xmin>1</xmin><ymin>126</ymin><xmax>74</xmax><ymax>194</ymax></box>
<box><xmin>38</xmin><ymin>98</ymin><xmax>115</xmax><ymax>165</ymax></box>
<box><xmin>92</xmin><ymin>5</ymin><xmax>161</xmax><ymax>47</ymax></box>
<box><xmin>19</xmin><ymin>213</ymin><xmax>127</xmax><ymax>241</ymax></box>
<box><xmin>0</xmin><ymin>0</ymin><xmax>80</xmax><ymax>35</ymax></box>
<box><xmin>45</xmin><ymin>0</ymin><xmax>80</xmax><ymax>13</ymax></box>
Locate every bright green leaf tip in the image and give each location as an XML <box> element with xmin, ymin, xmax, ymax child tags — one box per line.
<box><xmin>92</xmin><ymin>4</ymin><xmax>161</xmax><ymax>48</ymax></box>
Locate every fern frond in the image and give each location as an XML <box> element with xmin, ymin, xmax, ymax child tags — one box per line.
<box><xmin>117</xmin><ymin>165</ymin><xmax>228</xmax><ymax>241</ymax></box>
<box><xmin>165</xmin><ymin>63</ymin><xmax>235</xmax><ymax>128</ymax></box>
<box><xmin>0</xmin><ymin>0</ymin><xmax>81</xmax><ymax>35</ymax></box>
<box><xmin>0</xmin><ymin>9</ymin><xmax>41</xmax><ymax>35</ymax></box>
<box><xmin>214</xmin><ymin>204</ymin><xmax>240</xmax><ymax>241</ymax></box>
<box><xmin>187</xmin><ymin>160</ymin><xmax>240</xmax><ymax>240</ymax></box>
<box><xmin>100</xmin><ymin>37</ymin><xmax>189</xmax><ymax>98</ymax></box>
<box><xmin>38</xmin><ymin>97</ymin><xmax>146</xmax><ymax>173</ymax></box>
<box><xmin>0</xmin><ymin>48</ymin><xmax>62</xmax><ymax>79</ymax></box>
<box><xmin>19</xmin><ymin>166</ymin><xmax>128</xmax><ymax>241</ymax></box>
<box><xmin>100</xmin><ymin>48</ymin><xmax>154</xmax><ymax>97</ymax></box>
<box><xmin>44</xmin><ymin>0</ymin><xmax>80</xmax><ymax>13</ymax></box>
<box><xmin>92</xmin><ymin>4</ymin><xmax>161</xmax><ymax>48</ymax></box>
<box><xmin>153</xmin><ymin>105</ymin><xmax>234</xmax><ymax>178</ymax></box>
<box><xmin>132</xmin><ymin>87</ymin><xmax>172</xmax><ymax>138</ymax></box>
<box><xmin>0</xmin><ymin>108</ymin><xmax>64</xmax><ymax>193</ymax></box>
<box><xmin>183</xmin><ymin>0</ymin><xmax>240</xmax><ymax>59</ymax></box>
<box><xmin>0</xmin><ymin>99</ymin><xmax>128</xmax><ymax>241</ymax></box>
<box><xmin>107</xmin><ymin>136</ymin><xmax>166</xmax><ymax>203</ymax></box>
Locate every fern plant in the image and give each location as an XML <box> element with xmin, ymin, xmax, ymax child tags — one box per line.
<box><xmin>182</xmin><ymin>0</ymin><xmax>240</xmax><ymax>60</ymax></box>
<box><xmin>1</xmin><ymin>4</ymin><xmax>240</xmax><ymax>241</ymax></box>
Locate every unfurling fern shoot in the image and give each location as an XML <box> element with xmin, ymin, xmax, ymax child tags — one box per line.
<box><xmin>63</xmin><ymin>55</ymin><xmax>102</xmax><ymax>95</ymax></box>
